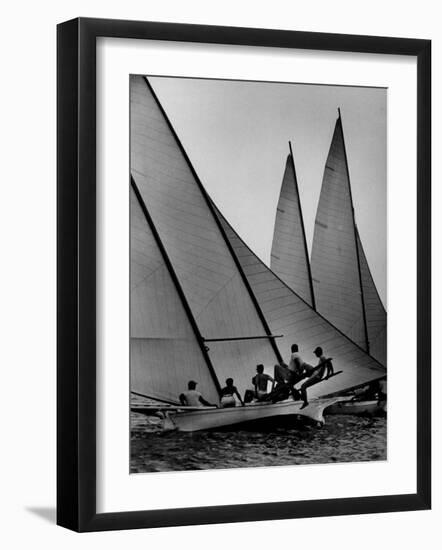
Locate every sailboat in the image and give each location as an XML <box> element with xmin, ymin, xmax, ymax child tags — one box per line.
<box><xmin>213</xmin><ymin>204</ymin><xmax>385</xmax><ymax>395</ymax></box>
<box><xmin>131</xmin><ymin>175</ymin><xmax>340</xmax><ymax>431</ymax></box>
<box><xmin>310</xmin><ymin>110</ymin><xmax>387</xmax><ymax>365</ymax></box>
<box><xmin>271</xmin><ymin>112</ymin><xmax>387</xmax><ymax>366</ymax></box>
<box><xmin>130</xmin><ymin>75</ymin><xmax>385</xmax><ymax>431</ymax></box>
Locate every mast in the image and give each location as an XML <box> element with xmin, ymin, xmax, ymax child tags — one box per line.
<box><xmin>338</xmin><ymin>108</ymin><xmax>370</xmax><ymax>353</ymax></box>
<box><xmin>288</xmin><ymin>141</ymin><xmax>316</xmax><ymax>310</ymax></box>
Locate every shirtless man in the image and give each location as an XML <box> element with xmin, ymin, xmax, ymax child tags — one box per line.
<box><xmin>300</xmin><ymin>347</ymin><xmax>328</xmax><ymax>409</ymax></box>
<box><xmin>270</xmin><ymin>361</ymin><xmax>300</xmax><ymax>402</ymax></box>
<box><xmin>252</xmin><ymin>364</ymin><xmax>274</xmax><ymax>400</ymax></box>
<box><xmin>220</xmin><ymin>378</ymin><xmax>245</xmax><ymax>407</ymax></box>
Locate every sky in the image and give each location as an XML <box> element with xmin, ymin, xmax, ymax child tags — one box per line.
<box><xmin>149</xmin><ymin>76</ymin><xmax>387</xmax><ymax>307</ymax></box>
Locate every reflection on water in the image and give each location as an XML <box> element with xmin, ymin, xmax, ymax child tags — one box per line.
<box><xmin>130</xmin><ymin>412</ymin><xmax>386</xmax><ymax>473</ymax></box>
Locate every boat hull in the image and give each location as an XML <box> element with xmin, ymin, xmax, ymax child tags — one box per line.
<box><xmin>167</xmin><ymin>398</ymin><xmax>339</xmax><ymax>432</ymax></box>
<box><xmin>325</xmin><ymin>399</ymin><xmax>385</xmax><ymax>416</ymax></box>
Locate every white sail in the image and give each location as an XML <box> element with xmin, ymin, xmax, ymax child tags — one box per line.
<box><xmin>357</xmin><ymin>229</ymin><xmax>387</xmax><ymax>365</ymax></box>
<box><xmin>311</xmin><ymin>115</ymin><xmax>368</xmax><ymax>350</ymax></box>
<box><xmin>130</xmin><ymin>75</ymin><xmax>279</xmax><ymax>395</ymax></box>
<box><xmin>214</xmin><ymin>205</ymin><xmax>386</xmax><ymax>399</ymax></box>
<box><xmin>130</xmin><ymin>187</ymin><xmax>219</xmax><ymax>404</ymax></box>
<box><xmin>271</xmin><ymin>149</ymin><xmax>314</xmax><ymax>307</ymax></box>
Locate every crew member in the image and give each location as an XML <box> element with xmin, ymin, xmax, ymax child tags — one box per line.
<box><xmin>252</xmin><ymin>364</ymin><xmax>274</xmax><ymax>400</ymax></box>
<box><xmin>269</xmin><ymin>362</ymin><xmax>300</xmax><ymax>402</ymax></box>
<box><xmin>220</xmin><ymin>378</ymin><xmax>244</xmax><ymax>407</ymax></box>
<box><xmin>288</xmin><ymin>343</ymin><xmax>309</xmax><ymax>384</ymax></box>
<box><xmin>179</xmin><ymin>380</ymin><xmax>217</xmax><ymax>408</ymax></box>
<box><xmin>300</xmin><ymin>347</ymin><xmax>328</xmax><ymax>409</ymax></box>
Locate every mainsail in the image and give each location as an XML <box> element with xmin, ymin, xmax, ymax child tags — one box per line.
<box><xmin>357</xmin><ymin>229</ymin><xmax>387</xmax><ymax>365</ymax></box>
<box><xmin>130</xmin><ymin>186</ymin><xmax>219</xmax><ymax>404</ymax></box>
<box><xmin>130</xmin><ymin>75</ymin><xmax>280</xmax><ymax>396</ymax></box>
<box><xmin>310</xmin><ymin>112</ymin><xmax>386</xmax><ymax>364</ymax></box>
<box><xmin>271</xmin><ymin>144</ymin><xmax>315</xmax><ymax>307</ymax></box>
<box><xmin>214</xmin><ymin>204</ymin><xmax>386</xmax><ymax>399</ymax></box>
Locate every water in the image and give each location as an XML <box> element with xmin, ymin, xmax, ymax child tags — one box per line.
<box><xmin>130</xmin><ymin>412</ymin><xmax>386</xmax><ymax>473</ymax></box>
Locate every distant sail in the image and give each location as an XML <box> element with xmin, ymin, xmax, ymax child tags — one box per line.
<box><xmin>311</xmin><ymin>115</ymin><xmax>368</xmax><ymax>351</ymax></box>
<box><xmin>357</xmin><ymin>229</ymin><xmax>387</xmax><ymax>365</ymax></box>
<box><xmin>311</xmin><ymin>113</ymin><xmax>387</xmax><ymax>365</ymax></box>
<box><xmin>130</xmin><ymin>75</ymin><xmax>279</xmax><ymax>394</ymax></box>
<box><xmin>130</xmin><ymin>187</ymin><xmax>219</xmax><ymax>404</ymax></box>
<box><xmin>271</xmin><ymin>145</ymin><xmax>315</xmax><ymax>307</ymax></box>
<box><xmin>214</xmin><ymin>204</ymin><xmax>386</xmax><ymax>398</ymax></box>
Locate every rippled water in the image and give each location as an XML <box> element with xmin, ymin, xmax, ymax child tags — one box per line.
<box><xmin>130</xmin><ymin>412</ymin><xmax>386</xmax><ymax>473</ymax></box>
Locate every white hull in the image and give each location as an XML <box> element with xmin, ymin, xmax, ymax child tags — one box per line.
<box><xmin>166</xmin><ymin>398</ymin><xmax>340</xmax><ymax>432</ymax></box>
<box><xmin>325</xmin><ymin>399</ymin><xmax>385</xmax><ymax>416</ymax></box>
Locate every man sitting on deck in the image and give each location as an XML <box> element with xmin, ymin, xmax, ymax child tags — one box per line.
<box><xmin>179</xmin><ymin>380</ymin><xmax>218</xmax><ymax>408</ymax></box>
<box><xmin>273</xmin><ymin>361</ymin><xmax>292</xmax><ymax>386</ymax></box>
<box><xmin>288</xmin><ymin>343</ymin><xmax>309</xmax><ymax>385</ymax></box>
<box><xmin>267</xmin><ymin>362</ymin><xmax>300</xmax><ymax>403</ymax></box>
<box><xmin>300</xmin><ymin>347</ymin><xmax>329</xmax><ymax>409</ymax></box>
<box><xmin>252</xmin><ymin>364</ymin><xmax>274</xmax><ymax>400</ymax></box>
<box><xmin>220</xmin><ymin>378</ymin><xmax>245</xmax><ymax>407</ymax></box>
<box><xmin>351</xmin><ymin>377</ymin><xmax>386</xmax><ymax>405</ymax></box>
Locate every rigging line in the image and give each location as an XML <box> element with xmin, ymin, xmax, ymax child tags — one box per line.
<box><xmin>367</xmin><ymin>325</ymin><xmax>387</xmax><ymax>342</ymax></box>
<box><xmin>203</xmin><ymin>335</ymin><xmax>284</xmax><ymax>343</ymax></box>
<box><xmin>130</xmin><ymin>390</ymin><xmax>179</xmax><ymax>406</ymax></box>
<box><xmin>130</xmin><ymin>261</ymin><xmax>167</xmax><ymax>292</ymax></box>
<box><xmin>194</xmin><ymin>271</ymin><xmax>238</xmax><ymax>314</ymax></box>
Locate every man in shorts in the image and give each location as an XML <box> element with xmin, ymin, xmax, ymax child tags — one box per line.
<box><xmin>252</xmin><ymin>364</ymin><xmax>274</xmax><ymax>400</ymax></box>
<box><xmin>300</xmin><ymin>347</ymin><xmax>328</xmax><ymax>409</ymax></box>
<box><xmin>220</xmin><ymin>378</ymin><xmax>245</xmax><ymax>407</ymax></box>
<box><xmin>288</xmin><ymin>343</ymin><xmax>309</xmax><ymax>384</ymax></box>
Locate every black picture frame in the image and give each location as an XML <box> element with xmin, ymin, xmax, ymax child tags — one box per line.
<box><xmin>57</xmin><ymin>17</ymin><xmax>431</xmax><ymax>532</ymax></box>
